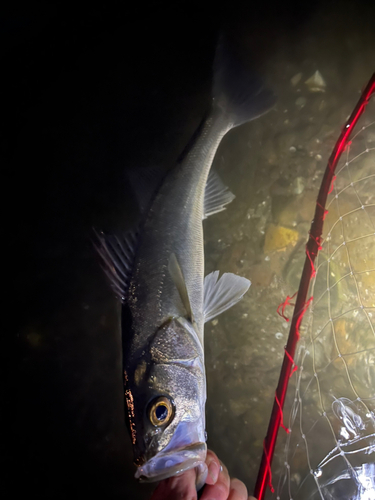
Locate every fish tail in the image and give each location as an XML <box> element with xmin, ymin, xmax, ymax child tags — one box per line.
<box><xmin>213</xmin><ymin>35</ymin><xmax>276</xmax><ymax>127</ymax></box>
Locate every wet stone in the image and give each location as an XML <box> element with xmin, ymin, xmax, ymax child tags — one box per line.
<box><xmin>249</xmin><ymin>262</ymin><xmax>274</xmax><ymax>288</ymax></box>
<box><xmin>305</xmin><ymin>70</ymin><xmax>326</xmax><ymax>92</ymax></box>
<box><xmin>291</xmin><ymin>72</ymin><xmax>303</xmax><ymax>86</ymax></box>
<box><xmin>295</xmin><ymin>96</ymin><xmax>307</xmax><ymax>108</ymax></box>
<box><xmin>292</xmin><ymin>176</ymin><xmax>306</xmax><ymax>195</ymax></box>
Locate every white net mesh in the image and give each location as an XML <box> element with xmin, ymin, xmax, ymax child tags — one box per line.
<box><xmin>270</xmin><ymin>97</ymin><xmax>375</xmax><ymax>500</ymax></box>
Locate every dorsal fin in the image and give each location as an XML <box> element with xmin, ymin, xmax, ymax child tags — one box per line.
<box><xmin>93</xmin><ymin>228</ymin><xmax>138</xmax><ymax>301</ymax></box>
<box><xmin>204</xmin><ymin>271</ymin><xmax>250</xmax><ymax>323</ymax></box>
<box><xmin>204</xmin><ymin>170</ymin><xmax>235</xmax><ymax>219</ymax></box>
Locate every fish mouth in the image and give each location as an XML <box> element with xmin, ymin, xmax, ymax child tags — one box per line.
<box><xmin>135</xmin><ymin>442</ymin><xmax>207</xmax><ymax>483</ymax></box>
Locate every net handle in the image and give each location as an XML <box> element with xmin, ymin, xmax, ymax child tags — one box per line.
<box><xmin>254</xmin><ymin>72</ymin><xmax>375</xmax><ymax>500</ymax></box>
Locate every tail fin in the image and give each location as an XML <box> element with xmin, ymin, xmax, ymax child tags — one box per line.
<box><xmin>213</xmin><ymin>35</ymin><xmax>276</xmax><ymax>127</ymax></box>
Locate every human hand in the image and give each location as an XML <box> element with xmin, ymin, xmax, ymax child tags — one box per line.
<box><xmin>150</xmin><ymin>449</ymin><xmax>257</xmax><ymax>500</ymax></box>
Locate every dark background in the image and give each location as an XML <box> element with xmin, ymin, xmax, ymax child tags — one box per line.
<box><xmin>3</xmin><ymin>1</ymin><xmax>347</xmax><ymax>498</ymax></box>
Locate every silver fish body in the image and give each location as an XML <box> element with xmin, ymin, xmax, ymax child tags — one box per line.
<box><xmin>129</xmin><ymin>110</ymin><xmax>230</xmax><ymax>347</ymax></box>
<box><xmin>127</xmin><ymin>110</ymin><xmax>230</xmax><ymax>482</ymax></box>
<box><xmin>96</xmin><ymin>39</ymin><xmax>275</xmax><ymax>485</ymax></box>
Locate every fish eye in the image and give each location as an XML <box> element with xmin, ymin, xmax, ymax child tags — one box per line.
<box><xmin>148</xmin><ymin>396</ymin><xmax>174</xmax><ymax>427</ymax></box>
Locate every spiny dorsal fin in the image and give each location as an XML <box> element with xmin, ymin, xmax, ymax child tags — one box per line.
<box><xmin>168</xmin><ymin>253</ymin><xmax>195</xmax><ymax>325</ymax></box>
<box><xmin>204</xmin><ymin>170</ymin><xmax>235</xmax><ymax>219</ymax></box>
<box><xmin>204</xmin><ymin>271</ymin><xmax>250</xmax><ymax>323</ymax></box>
<box><xmin>93</xmin><ymin>228</ymin><xmax>138</xmax><ymax>301</ymax></box>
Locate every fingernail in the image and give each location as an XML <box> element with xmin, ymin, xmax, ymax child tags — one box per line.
<box><xmin>208</xmin><ymin>460</ymin><xmax>220</xmax><ymax>484</ymax></box>
<box><xmin>196</xmin><ymin>463</ymin><xmax>208</xmax><ymax>491</ymax></box>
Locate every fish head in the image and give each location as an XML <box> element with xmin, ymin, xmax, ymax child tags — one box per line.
<box><xmin>124</xmin><ymin>317</ymin><xmax>207</xmax><ymax>485</ymax></box>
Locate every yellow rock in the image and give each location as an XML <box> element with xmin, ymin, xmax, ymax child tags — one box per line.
<box><xmin>264</xmin><ymin>224</ymin><xmax>299</xmax><ymax>252</ymax></box>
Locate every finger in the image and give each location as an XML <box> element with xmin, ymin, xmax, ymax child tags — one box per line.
<box><xmin>228</xmin><ymin>478</ymin><xmax>248</xmax><ymax>500</ymax></box>
<box><xmin>205</xmin><ymin>450</ymin><xmax>221</xmax><ymax>485</ymax></box>
<box><xmin>196</xmin><ymin>463</ymin><xmax>208</xmax><ymax>491</ymax></box>
<box><xmin>200</xmin><ymin>461</ymin><xmax>230</xmax><ymax>500</ymax></box>
<box><xmin>150</xmin><ymin>468</ymin><xmax>197</xmax><ymax>500</ymax></box>
<box><xmin>248</xmin><ymin>497</ymin><xmax>258</xmax><ymax>500</ymax></box>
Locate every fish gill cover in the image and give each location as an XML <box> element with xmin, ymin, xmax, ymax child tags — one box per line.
<box><xmin>264</xmin><ymin>81</ymin><xmax>375</xmax><ymax>499</ymax></box>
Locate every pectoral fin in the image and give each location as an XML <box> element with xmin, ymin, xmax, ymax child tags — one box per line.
<box><xmin>204</xmin><ymin>271</ymin><xmax>250</xmax><ymax>323</ymax></box>
<box><xmin>168</xmin><ymin>253</ymin><xmax>195</xmax><ymax>324</ymax></box>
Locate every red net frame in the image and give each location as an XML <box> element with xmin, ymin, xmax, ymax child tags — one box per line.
<box><xmin>254</xmin><ymin>73</ymin><xmax>375</xmax><ymax>500</ymax></box>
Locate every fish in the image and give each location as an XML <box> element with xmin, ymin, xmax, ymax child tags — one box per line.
<box><xmin>95</xmin><ymin>38</ymin><xmax>276</xmax><ymax>487</ymax></box>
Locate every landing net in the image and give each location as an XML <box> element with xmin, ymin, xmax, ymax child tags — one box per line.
<box><xmin>255</xmin><ymin>74</ymin><xmax>375</xmax><ymax>500</ymax></box>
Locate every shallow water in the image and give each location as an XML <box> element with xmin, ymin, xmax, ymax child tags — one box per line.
<box><xmin>204</xmin><ymin>9</ymin><xmax>375</xmax><ymax>497</ymax></box>
<box><xmin>268</xmin><ymin>97</ymin><xmax>375</xmax><ymax>499</ymax></box>
<box><xmin>9</xmin><ymin>3</ymin><xmax>375</xmax><ymax>498</ymax></box>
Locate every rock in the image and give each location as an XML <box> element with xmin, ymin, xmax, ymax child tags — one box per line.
<box><xmin>291</xmin><ymin>72</ymin><xmax>302</xmax><ymax>86</ymax></box>
<box><xmin>292</xmin><ymin>176</ymin><xmax>306</xmax><ymax>195</ymax></box>
<box><xmin>272</xmin><ymin>195</ymin><xmax>296</xmax><ymax>224</ymax></box>
<box><xmin>282</xmin><ymin>245</ymin><xmax>306</xmax><ymax>289</ymax></box>
<box><xmin>305</xmin><ymin>70</ymin><xmax>326</xmax><ymax>92</ymax></box>
<box><xmin>298</xmin><ymin>190</ymin><xmax>317</xmax><ymax>221</ymax></box>
<box><xmin>264</xmin><ymin>224</ymin><xmax>299</xmax><ymax>252</ymax></box>
<box><xmin>273</xmin><ymin>191</ymin><xmax>316</xmax><ymax>226</ymax></box>
<box><xmin>295</xmin><ymin>96</ymin><xmax>307</xmax><ymax>108</ymax></box>
<box><xmin>250</xmin><ymin>262</ymin><xmax>274</xmax><ymax>287</ymax></box>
